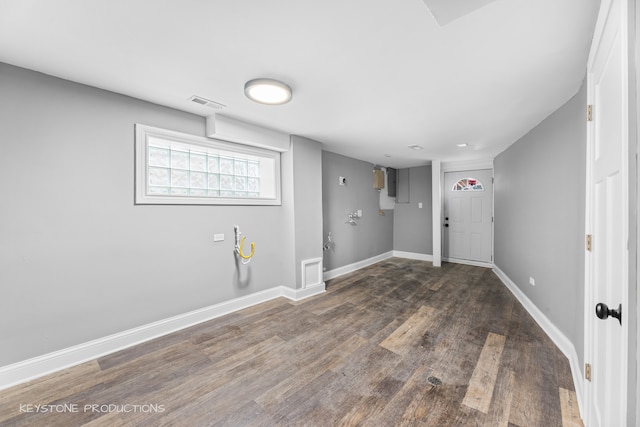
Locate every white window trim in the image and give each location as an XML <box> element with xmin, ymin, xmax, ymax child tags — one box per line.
<box><xmin>135</xmin><ymin>124</ymin><xmax>281</xmax><ymax>205</ymax></box>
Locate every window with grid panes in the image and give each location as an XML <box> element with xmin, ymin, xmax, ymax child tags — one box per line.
<box><xmin>135</xmin><ymin>124</ymin><xmax>280</xmax><ymax>205</ymax></box>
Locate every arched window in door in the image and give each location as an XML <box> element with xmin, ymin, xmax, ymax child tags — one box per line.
<box><xmin>452</xmin><ymin>178</ymin><xmax>484</xmax><ymax>191</ymax></box>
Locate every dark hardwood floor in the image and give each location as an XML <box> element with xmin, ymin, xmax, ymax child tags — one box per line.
<box><xmin>0</xmin><ymin>259</ymin><xmax>583</xmax><ymax>426</ymax></box>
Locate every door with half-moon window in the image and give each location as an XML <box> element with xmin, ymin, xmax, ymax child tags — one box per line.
<box><xmin>443</xmin><ymin>169</ymin><xmax>493</xmax><ymax>265</ymax></box>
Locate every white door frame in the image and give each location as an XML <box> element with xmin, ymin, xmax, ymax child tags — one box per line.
<box><xmin>441</xmin><ymin>159</ymin><xmax>494</xmax><ymax>268</ymax></box>
<box><xmin>634</xmin><ymin>1</ymin><xmax>640</xmax><ymax>422</ymax></box>
<box><xmin>584</xmin><ymin>0</ymin><xmax>630</xmax><ymax>424</ymax></box>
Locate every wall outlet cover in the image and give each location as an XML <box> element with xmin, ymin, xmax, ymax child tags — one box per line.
<box><xmin>339</xmin><ymin>176</ymin><xmax>346</xmax><ymax>186</ymax></box>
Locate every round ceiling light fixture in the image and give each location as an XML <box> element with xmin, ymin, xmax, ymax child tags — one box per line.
<box><xmin>244</xmin><ymin>78</ymin><xmax>292</xmax><ymax>105</ymax></box>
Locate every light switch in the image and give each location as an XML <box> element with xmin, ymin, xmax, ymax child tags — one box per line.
<box><xmin>418</xmin><ymin>202</ymin><xmax>423</xmax><ymax>209</ymax></box>
<box><xmin>214</xmin><ymin>234</ymin><xmax>224</xmax><ymax>242</ymax></box>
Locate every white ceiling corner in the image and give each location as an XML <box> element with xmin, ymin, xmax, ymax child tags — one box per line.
<box><xmin>422</xmin><ymin>0</ymin><xmax>499</xmax><ymax>26</ymax></box>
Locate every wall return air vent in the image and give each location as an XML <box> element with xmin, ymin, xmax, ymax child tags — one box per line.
<box><xmin>189</xmin><ymin>95</ymin><xmax>226</xmax><ymax>110</ymax></box>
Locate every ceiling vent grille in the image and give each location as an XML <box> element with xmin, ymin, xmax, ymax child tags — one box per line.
<box><xmin>189</xmin><ymin>95</ymin><xmax>226</xmax><ymax>110</ymax></box>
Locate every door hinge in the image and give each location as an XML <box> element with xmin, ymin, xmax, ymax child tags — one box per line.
<box><xmin>586</xmin><ymin>234</ymin><xmax>592</xmax><ymax>252</ymax></box>
<box><xmin>585</xmin><ymin>363</ymin><xmax>592</xmax><ymax>381</ymax></box>
<box><xmin>587</xmin><ymin>104</ymin><xmax>593</xmax><ymax>121</ymax></box>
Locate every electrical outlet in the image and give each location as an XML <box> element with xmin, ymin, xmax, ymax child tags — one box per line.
<box><xmin>339</xmin><ymin>176</ymin><xmax>346</xmax><ymax>186</ymax></box>
<box><xmin>529</xmin><ymin>277</ymin><xmax>535</xmax><ymax>286</ymax></box>
<box><xmin>418</xmin><ymin>202</ymin><xmax>423</xmax><ymax>208</ymax></box>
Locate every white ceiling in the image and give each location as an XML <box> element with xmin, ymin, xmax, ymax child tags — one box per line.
<box><xmin>0</xmin><ymin>0</ymin><xmax>600</xmax><ymax>168</ymax></box>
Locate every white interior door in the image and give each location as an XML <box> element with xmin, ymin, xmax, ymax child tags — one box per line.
<box><xmin>585</xmin><ymin>0</ymin><xmax>629</xmax><ymax>425</ymax></box>
<box><xmin>443</xmin><ymin>170</ymin><xmax>493</xmax><ymax>265</ymax></box>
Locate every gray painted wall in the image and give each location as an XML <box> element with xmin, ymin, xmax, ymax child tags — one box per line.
<box><xmin>494</xmin><ymin>79</ymin><xmax>587</xmax><ymax>367</ymax></box>
<box><xmin>321</xmin><ymin>151</ymin><xmax>394</xmax><ymax>271</ymax></box>
<box><xmin>0</xmin><ymin>63</ymin><xmax>301</xmax><ymax>365</ymax></box>
<box><xmin>290</xmin><ymin>135</ymin><xmax>324</xmax><ymax>288</ymax></box>
<box><xmin>393</xmin><ymin>166</ymin><xmax>433</xmax><ymax>255</ymax></box>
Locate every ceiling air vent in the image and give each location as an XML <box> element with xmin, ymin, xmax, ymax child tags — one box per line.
<box><xmin>188</xmin><ymin>95</ymin><xmax>226</xmax><ymax>110</ymax></box>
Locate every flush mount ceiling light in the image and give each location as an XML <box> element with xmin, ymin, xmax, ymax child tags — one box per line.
<box><xmin>244</xmin><ymin>78</ymin><xmax>292</xmax><ymax>105</ymax></box>
<box><xmin>408</xmin><ymin>144</ymin><xmax>424</xmax><ymax>150</ymax></box>
<box><xmin>456</xmin><ymin>143</ymin><xmax>469</xmax><ymax>147</ymax></box>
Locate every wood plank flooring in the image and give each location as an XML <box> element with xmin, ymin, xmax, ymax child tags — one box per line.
<box><xmin>0</xmin><ymin>259</ymin><xmax>583</xmax><ymax>426</ymax></box>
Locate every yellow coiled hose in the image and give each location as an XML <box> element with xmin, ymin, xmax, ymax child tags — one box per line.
<box><xmin>238</xmin><ymin>236</ymin><xmax>255</xmax><ymax>259</ymax></box>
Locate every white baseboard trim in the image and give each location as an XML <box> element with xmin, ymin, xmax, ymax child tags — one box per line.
<box><xmin>323</xmin><ymin>251</ymin><xmax>394</xmax><ymax>281</ymax></box>
<box><xmin>443</xmin><ymin>257</ymin><xmax>494</xmax><ymax>268</ymax></box>
<box><xmin>323</xmin><ymin>251</ymin><xmax>438</xmax><ymax>282</ymax></box>
<box><xmin>493</xmin><ymin>266</ymin><xmax>584</xmax><ymax>419</ymax></box>
<box><xmin>281</xmin><ymin>282</ymin><xmax>326</xmax><ymax>301</ymax></box>
<box><xmin>0</xmin><ymin>284</ymin><xmax>324</xmax><ymax>392</ymax></box>
<box><xmin>392</xmin><ymin>251</ymin><xmax>434</xmax><ymax>261</ymax></box>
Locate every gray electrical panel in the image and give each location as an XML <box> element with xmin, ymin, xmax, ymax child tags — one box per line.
<box><xmin>387</xmin><ymin>168</ymin><xmax>397</xmax><ymax>198</ymax></box>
